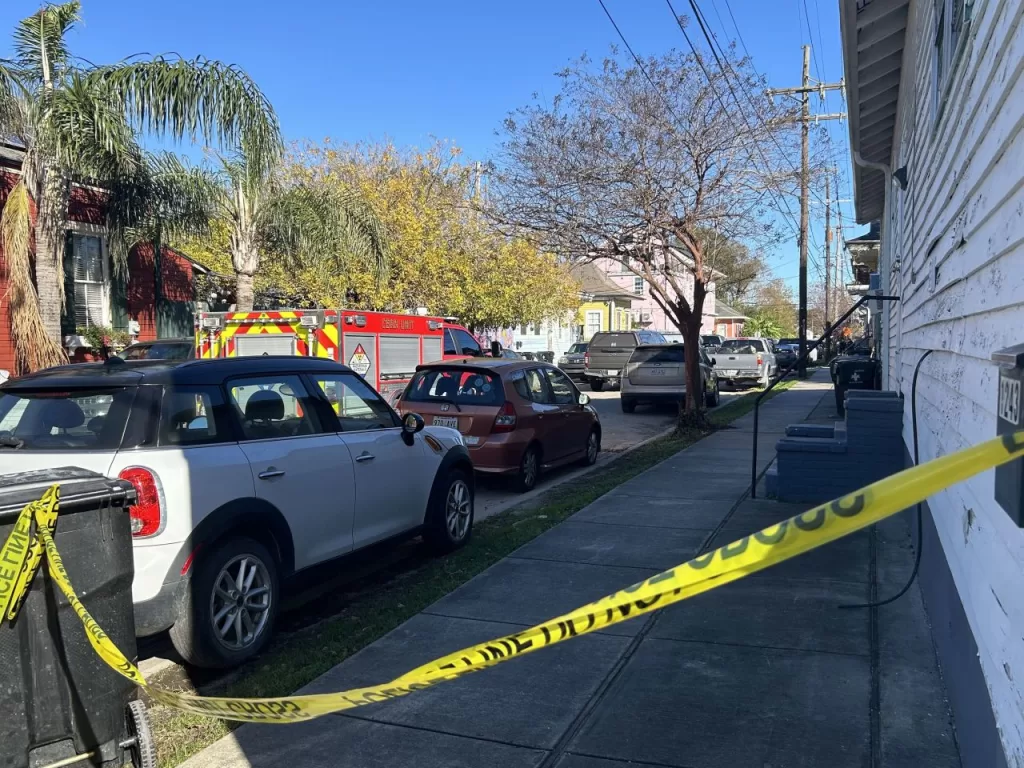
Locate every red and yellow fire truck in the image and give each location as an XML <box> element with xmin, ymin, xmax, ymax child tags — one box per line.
<box><xmin>195</xmin><ymin>309</ymin><xmax>481</xmax><ymax>403</ymax></box>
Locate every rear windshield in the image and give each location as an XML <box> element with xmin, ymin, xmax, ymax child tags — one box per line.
<box><xmin>591</xmin><ymin>333</ymin><xmax>637</xmax><ymax>348</ymax></box>
<box><xmin>403</xmin><ymin>369</ymin><xmax>505</xmax><ymax>406</ymax></box>
<box><xmin>0</xmin><ymin>387</ymin><xmax>135</xmax><ymax>451</ymax></box>
<box><xmin>630</xmin><ymin>346</ymin><xmax>684</xmax><ymax>364</ymax></box>
<box><xmin>118</xmin><ymin>342</ymin><xmax>192</xmax><ymax>361</ymax></box>
<box><xmin>719</xmin><ymin>339</ymin><xmax>765</xmax><ymax>354</ymax></box>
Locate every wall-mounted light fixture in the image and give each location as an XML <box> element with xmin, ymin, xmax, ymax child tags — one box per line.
<box><xmin>893</xmin><ymin>165</ymin><xmax>909</xmax><ymax>191</ymax></box>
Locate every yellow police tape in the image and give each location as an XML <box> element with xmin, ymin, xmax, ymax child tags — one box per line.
<box><xmin>2</xmin><ymin>430</ymin><xmax>1023</xmax><ymax>724</ymax></box>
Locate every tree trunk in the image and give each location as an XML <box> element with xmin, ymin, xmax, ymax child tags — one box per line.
<box><xmin>33</xmin><ymin>169</ymin><xmax>70</xmax><ymax>345</ymax></box>
<box><xmin>235</xmin><ymin>271</ymin><xmax>255</xmax><ymax>311</ymax></box>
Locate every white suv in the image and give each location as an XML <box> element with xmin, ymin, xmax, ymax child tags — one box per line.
<box><xmin>0</xmin><ymin>356</ymin><xmax>473</xmax><ymax>668</ymax></box>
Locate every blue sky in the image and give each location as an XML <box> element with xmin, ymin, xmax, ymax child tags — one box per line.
<box><xmin>0</xmin><ymin>0</ymin><xmax>867</xmax><ymax>292</ymax></box>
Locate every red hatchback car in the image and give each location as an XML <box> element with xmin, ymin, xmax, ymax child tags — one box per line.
<box><xmin>396</xmin><ymin>359</ymin><xmax>601</xmax><ymax>492</ymax></box>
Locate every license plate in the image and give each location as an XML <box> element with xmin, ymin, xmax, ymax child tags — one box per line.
<box><xmin>649</xmin><ymin>369</ymin><xmax>666</xmax><ymax>376</ymax></box>
<box><xmin>464</xmin><ymin>436</ymin><xmax>480</xmax><ymax>445</ymax></box>
<box><xmin>432</xmin><ymin>416</ymin><xmax>459</xmax><ymax>429</ymax></box>
<box><xmin>722</xmin><ymin>370</ymin><xmax>738</xmax><ymax>376</ymax></box>
<box><xmin>607</xmin><ymin>369</ymin><xmax>619</xmax><ymax>376</ymax></box>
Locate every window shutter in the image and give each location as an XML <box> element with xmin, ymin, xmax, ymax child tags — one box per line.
<box><xmin>61</xmin><ymin>232</ymin><xmax>76</xmax><ymax>337</ymax></box>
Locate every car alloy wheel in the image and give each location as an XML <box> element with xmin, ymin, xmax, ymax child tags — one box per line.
<box><xmin>209</xmin><ymin>553</ymin><xmax>273</xmax><ymax>652</ymax></box>
<box><xmin>585</xmin><ymin>430</ymin><xmax>599</xmax><ymax>464</ymax></box>
<box><xmin>445</xmin><ymin>478</ymin><xmax>472</xmax><ymax>541</ymax></box>
<box><xmin>517</xmin><ymin>447</ymin><xmax>540</xmax><ymax>492</ymax></box>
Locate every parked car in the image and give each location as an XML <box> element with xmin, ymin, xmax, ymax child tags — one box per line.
<box><xmin>0</xmin><ymin>356</ymin><xmax>472</xmax><ymax>668</ymax></box>
<box><xmin>584</xmin><ymin>330</ymin><xmax>667</xmax><ymax>391</ymax></box>
<box><xmin>397</xmin><ymin>359</ymin><xmax>601</xmax><ymax>493</ymax></box>
<box><xmin>558</xmin><ymin>342</ymin><xmax>589</xmax><ymax>380</ymax></box>
<box><xmin>494</xmin><ymin>348</ymin><xmax>522</xmax><ymax>360</ymax></box>
<box><xmin>777</xmin><ymin>337</ymin><xmax>818</xmax><ymax>363</ymax></box>
<box><xmin>773</xmin><ymin>342</ymin><xmax>798</xmax><ymax>373</ymax></box>
<box><xmin>117</xmin><ymin>338</ymin><xmax>195</xmax><ymax>361</ymax></box>
<box><xmin>713</xmin><ymin>337</ymin><xmax>777</xmax><ymax>387</ymax></box>
<box><xmin>701</xmin><ymin>334</ymin><xmax>725</xmax><ymax>351</ymax></box>
<box><xmin>660</xmin><ymin>331</ymin><xmax>684</xmax><ymax>344</ymax></box>
<box><xmin>620</xmin><ymin>344</ymin><xmax>720</xmax><ymax>413</ymax></box>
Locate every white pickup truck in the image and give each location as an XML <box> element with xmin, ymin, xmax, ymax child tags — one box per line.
<box><xmin>712</xmin><ymin>337</ymin><xmax>777</xmax><ymax>387</ymax></box>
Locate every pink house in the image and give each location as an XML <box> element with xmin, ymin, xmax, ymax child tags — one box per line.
<box><xmin>590</xmin><ymin>255</ymin><xmax>719</xmax><ymax>335</ymax></box>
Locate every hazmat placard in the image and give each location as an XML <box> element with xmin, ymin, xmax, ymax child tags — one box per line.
<box><xmin>348</xmin><ymin>344</ymin><xmax>371</xmax><ymax>375</ymax></box>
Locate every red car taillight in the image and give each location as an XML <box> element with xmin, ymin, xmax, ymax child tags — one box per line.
<box><xmin>757</xmin><ymin>354</ymin><xmax>763</xmax><ymax>366</ymax></box>
<box><xmin>119</xmin><ymin>467</ymin><xmax>164</xmax><ymax>537</ymax></box>
<box><xmin>584</xmin><ymin>352</ymin><xmax>590</xmax><ymax>367</ymax></box>
<box><xmin>492</xmin><ymin>400</ymin><xmax>518</xmax><ymax>433</ymax></box>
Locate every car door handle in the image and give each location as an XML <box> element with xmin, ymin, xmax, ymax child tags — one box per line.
<box><xmin>258</xmin><ymin>468</ymin><xmax>285</xmax><ymax>480</ymax></box>
<box><xmin>355</xmin><ymin>452</ymin><xmax>375</xmax><ymax>462</ymax></box>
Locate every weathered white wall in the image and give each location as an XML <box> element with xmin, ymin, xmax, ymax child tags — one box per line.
<box><xmin>887</xmin><ymin>0</ymin><xmax>1024</xmax><ymax>762</ymax></box>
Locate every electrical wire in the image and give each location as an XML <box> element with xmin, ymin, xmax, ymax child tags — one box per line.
<box><xmin>840</xmin><ymin>349</ymin><xmax>934</xmax><ymax>610</ymax></box>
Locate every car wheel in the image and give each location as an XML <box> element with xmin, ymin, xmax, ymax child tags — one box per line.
<box><xmin>169</xmin><ymin>536</ymin><xmax>279</xmax><ymax>669</ymax></box>
<box><xmin>425</xmin><ymin>467</ymin><xmax>474</xmax><ymax>553</ymax></box>
<box><xmin>706</xmin><ymin>379</ymin><xmax>721</xmax><ymax>407</ymax></box>
<box><xmin>515</xmin><ymin>445</ymin><xmax>541</xmax><ymax>492</ymax></box>
<box><xmin>581</xmin><ymin>428</ymin><xmax>600</xmax><ymax>466</ymax></box>
<box><xmin>621</xmin><ymin>397</ymin><xmax>636</xmax><ymax>413</ymax></box>
<box><xmin>590</xmin><ymin>379</ymin><xmax>604</xmax><ymax>392</ymax></box>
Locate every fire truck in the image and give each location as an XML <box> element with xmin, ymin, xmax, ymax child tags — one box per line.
<box><xmin>195</xmin><ymin>309</ymin><xmax>480</xmax><ymax>403</ymax></box>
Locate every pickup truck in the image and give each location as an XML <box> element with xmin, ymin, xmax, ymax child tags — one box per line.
<box><xmin>584</xmin><ymin>330</ymin><xmax>667</xmax><ymax>391</ymax></box>
<box><xmin>712</xmin><ymin>337</ymin><xmax>777</xmax><ymax>387</ymax></box>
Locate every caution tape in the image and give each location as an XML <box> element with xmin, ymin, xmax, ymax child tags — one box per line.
<box><xmin>2</xmin><ymin>431</ymin><xmax>1023</xmax><ymax>724</ymax></box>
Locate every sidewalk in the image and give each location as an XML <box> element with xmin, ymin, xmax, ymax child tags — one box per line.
<box><xmin>183</xmin><ymin>370</ymin><xmax>961</xmax><ymax>768</ymax></box>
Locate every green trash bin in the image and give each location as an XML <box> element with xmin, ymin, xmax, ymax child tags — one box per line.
<box><xmin>834</xmin><ymin>357</ymin><xmax>881</xmax><ymax>414</ymax></box>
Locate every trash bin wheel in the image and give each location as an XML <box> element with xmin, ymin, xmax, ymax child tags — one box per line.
<box><xmin>124</xmin><ymin>700</ymin><xmax>157</xmax><ymax>768</ymax></box>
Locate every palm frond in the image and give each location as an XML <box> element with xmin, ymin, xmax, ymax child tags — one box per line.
<box><xmin>0</xmin><ymin>179</ymin><xmax>66</xmax><ymax>372</ymax></box>
<box><xmin>12</xmin><ymin>2</ymin><xmax>81</xmax><ymax>83</ymax></box>
<box><xmin>259</xmin><ymin>185</ymin><xmax>390</xmax><ymax>279</ymax></box>
<box><xmin>85</xmin><ymin>56</ymin><xmax>281</xmax><ymax>172</ymax></box>
<box><xmin>40</xmin><ymin>73</ymin><xmax>142</xmax><ymax>179</ymax></box>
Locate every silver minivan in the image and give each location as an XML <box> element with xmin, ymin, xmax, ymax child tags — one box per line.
<box><xmin>620</xmin><ymin>344</ymin><xmax>720</xmax><ymax>412</ymax></box>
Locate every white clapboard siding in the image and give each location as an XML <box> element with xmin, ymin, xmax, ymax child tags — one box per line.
<box><xmin>885</xmin><ymin>0</ymin><xmax>1024</xmax><ymax>762</ymax></box>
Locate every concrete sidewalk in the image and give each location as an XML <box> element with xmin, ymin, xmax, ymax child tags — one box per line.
<box><xmin>183</xmin><ymin>371</ymin><xmax>961</xmax><ymax>768</ymax></box>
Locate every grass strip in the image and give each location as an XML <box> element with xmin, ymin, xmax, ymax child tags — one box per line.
<box><xmin>153</xmin><ymin>379</ymin><xmax>798</xmax><ymax>766</ymax></box>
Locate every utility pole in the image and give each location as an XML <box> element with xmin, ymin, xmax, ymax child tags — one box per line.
<box><xmin>768</xmin><ymin>46</ymin><xmax>845</xmax><ymax>378</ymax></box>
<box><xmin>824</xmin><ymin>173</ymin><xmax>831</xmax><ymax>354</ymax></box>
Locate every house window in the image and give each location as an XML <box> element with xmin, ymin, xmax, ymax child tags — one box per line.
<box><xmin>71</xmin><ymin>233</ymin><xmax>109</xmax><ymax>329</ymax></box>
<box><xmin>717</xmin><ymin>323</ymin><xmax>728</xmax><ymax>336</ymax></box>
<box><xmin>933</xmin><ymin>0</ymin><xmax>972</xmax><ymax>117</ymax></box>
<box><xmin>584</xmin><ymin>310</ymin><xmax>602</xmax><ymax>340</ymax></box>
<box><xmin>633</xmin><ymin>277</ymin><xmax>644</xmax><ymax>295</ymax></box>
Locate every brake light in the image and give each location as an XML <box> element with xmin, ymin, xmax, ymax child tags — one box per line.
<box><xmin>118</xmin><ymin>467</ymin><xmax>164</xmax><ymax>538</ymax></box>
<box><xmin>757</xmin><ymin>354</ymin><xmax>763</xmax><ymax>366</ymax></box>
<box><xmin>584</xmin><ymin>352</ymin><xmax>590</xmax><ymax>367</ymax></box>
<box><xmin>492</xmin><ymin>400</ymin><xmax>517</xmax><ymax>433</ymax></box>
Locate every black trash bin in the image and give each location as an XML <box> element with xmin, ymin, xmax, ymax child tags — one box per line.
<box><xmin>834</xmin><ymin>357</ymin><xmax>881</xmax><ymax>414</ymax></box>
<box><xmin>0</xmin><ymin>467</ymin><xmax>156</xmax><ymax>768</ymax></box>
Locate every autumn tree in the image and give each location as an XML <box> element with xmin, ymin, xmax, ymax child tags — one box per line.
<box><xmin>743</xmin><ymin>278</ymin><xmax>797</xmax><ymax>335</ymax></box>
<box><xmin>283</xmin><ymin>140</ymin><xmax>579</xmax><ymax>325</ymax></box>
<box><xmin>489</xmin><ymin>45</ymin><xmax>796</xmax><ymax>426</ymax></box>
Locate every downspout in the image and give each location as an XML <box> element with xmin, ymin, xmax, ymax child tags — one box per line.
<box><xmin>852</xmin><ymin>152</ymin><xmax>892</xmax><ymax>374</ymax></box>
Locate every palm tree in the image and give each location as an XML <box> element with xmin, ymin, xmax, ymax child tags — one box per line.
<box><xmin>190</xmin><ymin>148</ymin><xmax>390</xmax><ymax>311</ymax></box>
<box><xmin>0</xmin><ymin>1</ymin><xmax>279</xmax><ymax>372</ymax></box>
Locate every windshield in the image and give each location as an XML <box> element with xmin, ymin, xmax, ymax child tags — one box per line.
<box><xmin>719</xmin><ymin>339</ymin><xmax>765</xmax><ymax>354</ymax></box>
<box><xmin>0</xmin><ymin>387</ymin><xmax>135</xmax><ymax>450</ymax></box>
<box><xmin>119</xmin><ymin>342</ymin><xmax>193</xmax><ymax>361</ymax></box>
<box><xmin>629</xmin><ymin>346</ymin><xmax>684</xmax><ymax>364</ymax></box>
<box><xmin>568</xmin><ymin>343</ymin><xmax>588</xmax><ymax>354</ymax></box>
<box><xmin>403</xmin><ymin>369</ymin><xmax>505</xmax><ymax>406</ymax></box>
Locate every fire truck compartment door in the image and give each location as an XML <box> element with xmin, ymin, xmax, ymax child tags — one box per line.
<box><xmin>422</xmin><ymin>335</ymin><xmax>443</xmax><ymax>364</ymax></box>
<box><xmin>344</xmin><ymin>334</ymin><xmax>377</xmax><ymax>382</ymax></box>
<box><xmin>235</xmin><ymin>333</ymin><xmax>298</xmax><ymax>357</ymax></box>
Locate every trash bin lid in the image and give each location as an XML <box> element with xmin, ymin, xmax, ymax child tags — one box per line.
<box><xmin>0</xmin><ymin>467</ymin><xmax>135</xmax><ymax>521</ymax></box>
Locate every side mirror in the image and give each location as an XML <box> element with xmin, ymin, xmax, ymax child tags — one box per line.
<box><xmin>710</xmin><ymin>357</ymin><xmax>717</xmax><ymax>366</ymax></box>
<box><xmin>578</xmin><ymin>393</ymin><xmax>590</xmax><ymax>406</ymax></box>
<box><xmin>490</xmin><ymin>340</ymin><xmax>502</xmax><ymax>357</ymax></box>
<box><xmin>402</xmin><ymin>412</ymin><xmax>425</xmax><ymax>436</ymax></box>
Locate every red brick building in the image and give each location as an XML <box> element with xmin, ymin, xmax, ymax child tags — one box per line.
<box><xmin>0</xmin><ymin>145</ymin><xmax>202</xmax><ymax>374</ymax></box>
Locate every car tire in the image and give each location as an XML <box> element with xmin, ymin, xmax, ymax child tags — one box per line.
<box><xmin>580</xmin><ymin>428</ymin><xmax>600</xmax><ymax>466</ymax></box>
<box><xmin>169</xmin><ymin>536</ymin><xmax>279</xmax><ymax>669</ymax></box>
<box><xmin>590</xmin><ymin>379</ymin><xmax>604</xmax><ymax>392</ymax></box>
<box><xmin>515</xmin><ymin>445</ymin><xmax>541</xmax><ymax>492</ymax></box>
<box><xmin>424</xmin><ymin>467</ymin><xmax>474</xmax><ymax>553</ymax></box>
<box><xmin>621</xmin><ymin>397</ymin><xmax>636</xmax><ymax>413</ymax></box>
<box><xmin>705</xmin><ymin>379</ymin><xmax>721</xmax><ymax>407</ymax></box>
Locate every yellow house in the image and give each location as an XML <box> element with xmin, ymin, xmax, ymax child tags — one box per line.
<box><xmin>571</xmin><ymin>264</ymin><xmax>636</xmax><ymax>341</ymax></box>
